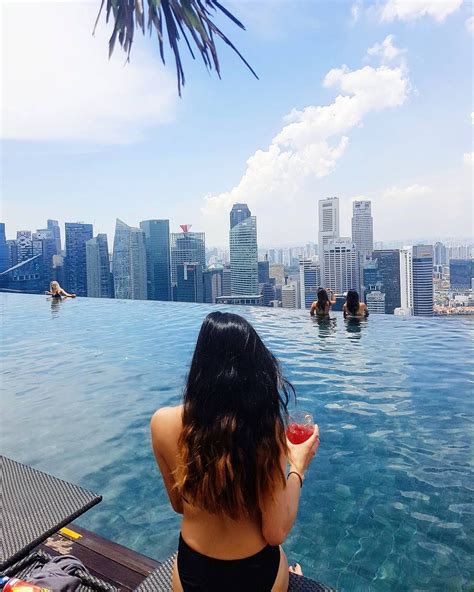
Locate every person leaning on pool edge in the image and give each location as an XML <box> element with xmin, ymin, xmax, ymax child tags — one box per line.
<box><xmin>310</xmin><ymin>288</ymin><xmax>336</xmax><ymax>317</ymax></box>
<box><xmin>343</xmin><ymin>290</ymin><xmax>369</xmax><ymax>319</ymax></box>
<box><xmin>150</xmin><ymin>312</ymin><xmax>319</xmax><ymax>592</ymax></box>
<box><xmin>45</xmin><ymin>280</ymin><xmax>76</xmax><ymax>299</ymax></box>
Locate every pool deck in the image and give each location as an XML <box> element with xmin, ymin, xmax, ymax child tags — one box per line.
<box><xmin>39</xmin><ymin>524</ymin><xmax>161</xmax><ymax>591</ymax></box>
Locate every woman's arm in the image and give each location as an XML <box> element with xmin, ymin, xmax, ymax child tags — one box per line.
<box><xmin>309</xmin><ymin>302</ymin><xmax>317</xmax><ymax>316</ymax></box>
<box><xmin>329</xmin><ymin>290</ymin><xmax>337</xmax><ymax>305</ymax></box>
<box><xmin>260</xmin><ymin>426</ymin><xmax>319</xmax><ymax>546</ymax></box>
<box><xmin>60</xmin><ymin>289</ymin><xmax>76</xmax><ymax>298</ymax></box>
<box><xmin>363</xmin><ymin>303</ymin><xmax>369</xmax><ymax>317</ymax></box>
<box><xmin>44</xmin><ymin>291</ymin><xmax>53</xmax><ymax>295</ymax></box>
<box><xmin>343</xmin><ymin>303</ymin><xmax>347</xmax><ymax>318</ymax></box>
<box><xmin>150</xmin><ymin>408</ymin><xmax>184</xmax><ymax>514</ymax></box>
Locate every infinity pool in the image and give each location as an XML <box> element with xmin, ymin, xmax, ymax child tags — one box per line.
<box><xmin>1</xmin><ymin>294</ymin><xmax>473</xmax><ymax>590</ymax></box>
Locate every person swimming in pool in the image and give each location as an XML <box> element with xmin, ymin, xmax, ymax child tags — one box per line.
<box><xmin>343</xmin><ymin>290</ymin><xmax>369</xmax><ymax>319</ymax></box>
<box><xmin>310</xmin><ymin>288</ymin><xmax>336</xmax><ymax>317</ymax></box>
<box><xmin>45</xmin><ymin>281</ymin><xmax>76</xmax><ymax>299</ymax></box>
<box><xmin>150</xmin><ymin>312</ymin><xmax>320</xmax><ymax>591</ymax></box>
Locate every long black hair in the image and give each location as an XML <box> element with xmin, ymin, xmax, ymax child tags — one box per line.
<box><xmin>175</xmin><ymin>311</ymin><xmax>294</xmax><ymax>518</ymax></box>
<box><xmin>317</xmin><ymin>288</ymin><xmax>329</xmax><ymax>312</ymax></box>
<box><xmin>346</xmin><ymin>290</ymin><xmax>360</xmax><ymax>315</ymax></box>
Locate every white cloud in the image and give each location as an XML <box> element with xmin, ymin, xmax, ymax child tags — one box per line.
<box><xmin>466</xmin><ymin>16</ymin><xmax>474</xmax><ymax>33</ymax></box>
<box><xmin>380</xmin><ymin>0</ymin><xmax>464</xmax><ymax>22</ymax></box>
<box><xmin>463</xmin><ymin>152</ymin><xmax>474</xmax><ymax>166</ymax></box>
<box><xmin>350</xmin><ymin>0</ymin><xmax>363</xmax><ymax>24</ymax></box>
<box><xmin>202</xmin><ymin>42</ymin><xmax>410</xmax><ymax>244</ymax></box>
<box><xmin>367</xmin><ymin>35</ymin><xmax>406</xmax><ymax>64</ymax></box>
<box><xmin>1</xmin><ymin>1</ymin><xmax>177</xmax><ymax>143</ymax></box>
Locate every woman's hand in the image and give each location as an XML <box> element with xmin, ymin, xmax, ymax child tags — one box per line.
<box><xmin>286</xmin><ymin>425</ymin><xmax>320</xmax><ymax>478</ymax></box>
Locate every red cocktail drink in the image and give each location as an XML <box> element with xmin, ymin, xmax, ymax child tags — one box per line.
<box><xmin>286</xmin><ymin>411</ymin><xmax>314</xmax><ymax>444</ymax></box>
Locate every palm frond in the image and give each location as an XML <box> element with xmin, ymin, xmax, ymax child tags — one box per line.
<box><xmin>94</xmin><ymin>0</ymin><xmax>258</xmax><ymax>95</ymax></box>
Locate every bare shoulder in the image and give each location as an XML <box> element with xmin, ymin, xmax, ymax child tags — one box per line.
<box><xmin>150</xmin><ymin>405</ymin><xmax>183</xmax><ymax>442</ymax></box>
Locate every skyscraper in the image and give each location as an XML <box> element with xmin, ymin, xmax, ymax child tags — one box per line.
<box><xmin>318</xmin><ymin>197</ymin><xmax>339</xmax><ymax>286</ymax></box>
<box><xmin>86</xmin><ymin>234</ymin><xmax>113</xmax><ymax>298</ymax></box>
<box><xmin>352</xmin><ymin>200</ymin><xmax>373</xmax><ymax>291</ymax></box>
<box><xmin>229</xmin><ymin>212</ymin><xmax>259</xmax><ymax>297</ymax></box>
<box><xmin>366</xmin><ymin>290</ymin><xmax>385</xmax><ymax>314</ymax></box>
<box><xmin>399</xmin><ymin>246</ymin><xmax>434</xmax><ymax>316</ymax></box>
<box><xmin>449</xmin><ymin>259</ymin><xmax>474</xmax><ymax>288</ymax></box>
<box><xmin>32</xmin><ymin>229</ymin><xmax>57</xmax><ymax>291</ymax></box>
<box><xmin>47</xmin><ymin>219</ymin><xmax>62</xmax><ymax>255</ymax></box>
<box><xmin>112</xmin><ymin>219</ymin><xmax>147</xmax><ymax>300</ymax></box>
<box><xmin>140</xmin><ymin>220</ymin><xmax>171</xmax><ymax>301</ymax></box>
<box><xmin>282</xmin><ymin>283</ymin><xmax>298</xmax><ymax>309</ymax></box>
<box><xmin>0</xmin><ymin>223</ymin><xmax>8</xmax><ymax>273</ymax></box>
<box><xmin>434</xmin><ymin>241</ymin><xmax>447</xmax><ymax>267</ymax></box>
<box><xmin>203</xmin><ymin>266</ymin><xmax>223</xmax><ymax>303</ymax></box>
<box><xmin>177</xmin><ymin>263</ymin><xmax>204</xmax><ymax>303</ymax></box>
<box><xmin>170</xmin><ymin>226</ymin><xmax>206</xmax><ymax>288</ymax></box>
<box><xmin>399</xmin><ymin>248</ymin><xmax>413</xmax><ymax>313</ymax></box>
<box><xmin>299</xmin><ymin>259</ymin><xmax>320</xmax><ymax>309</ymax></box>
<box><xmin>258</xmin><ymin>260</ymin><xmax>270</xmax><ymax>284</ymax></box>
<box><xmin>372</xmin><ymin>249</ymin><xmax>401</xmax><ymax>314</ymax></box>
<box><xmin>230</xmin><ymin>203</ymin><xmax>251</xmax><ymax>229</ymax></box>
<box><xmin>324</xmin><ymin>239</ymin><xmax>359</xmax><ymax>294</ymax></box>
<box><xmin>351</xmin><ymin>201</ymin><xmax>373</xmax><ymax>256</ymax></box>
<box><xmin>65</xmin><ymin>222</ymin><xmax>93</xmax><ymax>296</ymax></box>
<box><xmin>412</xmin><ymin>245</ymin><xmax>434</xmax><ymax>316</ymax></box>
<box><xmin>0</xmin><ymin>255</ymin><xmax>43</xmax><ymax>294</ymax></box>
<box><xmin>16</xmin><ymin>231</ymin><xmax>33</xmax><ymax>263</ymax></box>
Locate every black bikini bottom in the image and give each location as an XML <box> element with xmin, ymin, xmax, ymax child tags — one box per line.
<box><xmin>177</xmin><ymin>533</ymin><xmax>280</xmax><ymax>591</ymax></box>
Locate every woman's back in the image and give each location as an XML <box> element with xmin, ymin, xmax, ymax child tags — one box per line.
<box><xmin>152</xmin><ymin>405</ymin><xmax>269</xmax><ymax>559</ymax></box>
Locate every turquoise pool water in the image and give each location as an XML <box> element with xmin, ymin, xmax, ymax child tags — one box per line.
<box><xmin>1</xmin><ymin>293</ymin><xmax>473</xmax><ymax>590</ymax></box>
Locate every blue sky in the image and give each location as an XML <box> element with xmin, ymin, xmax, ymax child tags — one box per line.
<box><xmin>2</xmin><ymin>0</ymin><xmax>473</xmax><ymax>247</ymax></box>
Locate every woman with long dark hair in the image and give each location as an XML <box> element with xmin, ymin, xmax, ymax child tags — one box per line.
<box><xmin>151</xmin><ymin>312</ymin><xmax>319</xmax><ymax>591</ymax></box>
<box><xmin>310</xmin><ymin>288</ymin><xmax>336</xmax><ymax>316</ymax></box>
<box><xmin>343</xmin><ymin>290</ymin><xmax>369</xmax><ymax>318</ymax></box>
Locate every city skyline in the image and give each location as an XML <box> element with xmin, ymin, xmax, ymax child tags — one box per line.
<box><xmin>2</xmin><ymin>1</ymin><xmax>472</xmax><ymax>246</ymax></box>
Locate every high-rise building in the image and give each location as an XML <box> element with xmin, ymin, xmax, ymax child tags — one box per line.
<box><xmin>222</xmin><ymin>267</ymin><xmax>232</xmax><ymax>296</ymax></box>
<box><xmin>86</xmin><ymin>234</ymin><xmax>113</xmax><ymax>298</ymax></box>
<box><xmin>318</xmin><ymin>197</ymin><xmax>339</xmax><ymax>286</ymax></box>
<box><xmin>282</xmin><ymin>283</ymin><xmax>298</xmax><ymax>309</ymax></box>
<box><xmin>170</xmin><ymin>226</ymin><xmax>206</xmax><ymax>287</ymax></box>
<box><xmin>0</xmin><ymin>223</ymin><xmax>8</xmax><ymax>273</ymax></box>
<box><xmin>399</xmin><ymin>246</ymin><xmax>434</xmax><ymax>316</ymax></box>
<box><xmin>140</xmin><ymin>220</ymin><xmax>171</xmax><ymax>301</ymax></box>
<box><xmin>65</xmin><ymin>223</ymin><xmax>93</xmax><ymax>296</ymax></box>
<box><xmin>176</xmin><ymin>263</ymin><xmax>204</xmax><ymax>303</ymax></box>
<box><xmin>230</xmin><ymin>203</ymin><xmax>251</xmax><ymax>229</ymax></box>
<box><xmin>6</xmin><ymin>240</ymin><xmax>18</xmax><ymax>269</ymax></box>
<box><xmin>324</xmin><ymin>239</ymin><xmax>359</xmax><ymax>295</ymax></box>
<box><xmin>269</xmin><ymin>264</ymin><xmax>285</xmax><ymax>286</ymax></box>
<box><xmin>399</xmin><ymin>248</ymin><xmax>413</xmax><ymax>314</ymax></box>
<box><xmin>299</xmin><ymin>259</ymin><xmax>320</xmax><ymax>309</ymax></box>
<box><xmin>372</xmin><ymin>249</ymin><xmax>401</xmax><ymax>314</ymax></box>
<box><xmin>434</xmin><ymin>242</ymin><xmax>447</xmax><ymax>267</ymax></box>
<box><xmin>352</xmin><ymin>200</ymin><xmax>373</xmax><ymax>291</ymax></box>
<box><xmin>203</xmin><ymin>266</ymin><xmax>223</xmax><ymax>303</ymax></box>
<box><xmin>449</xmin><ymin>259</ymin><xmax>474</xmax><ymax>289</ymax></box>
<box><xmin>47</xmin><ymin>220</ymin><xmax>62</xmax><ymax>254</ymax></box>
<box><xmin>412</xmin><ymin>245</ymin><xmax>434</xmax><ymax>316</ymax></box>
<box><xmin>366</xmin><ymin>290</ymin><xmax>385</xmax><ymax>314</ymax></box>
<box><xmin>258</xmin><ymin>260</ymin><xmax>270</xmax><ymax>284</ymax></box>
<box><xmin>16</xmin><ymin>231</ymin><xmax>33</xmax><ymax>263</ymax></box>
<box><xmin>229</xmin><ymin>213</ymin><xmax>259</xmax><ymax>297</ymax></box>
<box><xmin>32</xmin><ymin>229</ymin><xmax>57</xmax><ymax>291</ymax></box>
<box><xmin>112</xmin><ymin>219</ymin><xmax>147</xmax><ymax>300</ymax></box>
<box><xmin>352</xmin><ymin>200</ymin><xmax>373</xmax><ymax>256</ymax></box>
